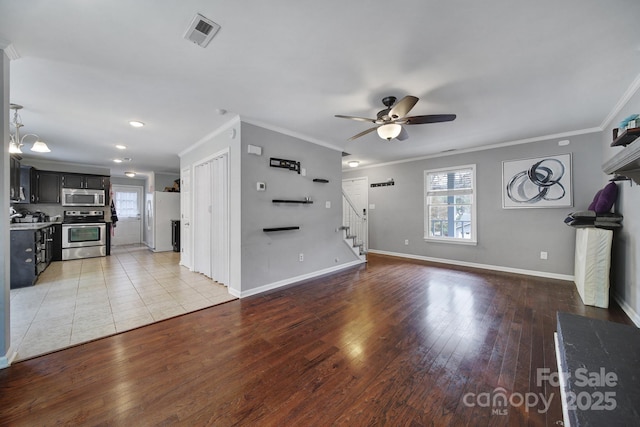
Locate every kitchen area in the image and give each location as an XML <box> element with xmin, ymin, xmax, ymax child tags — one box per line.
<box><xmin>9</xmin><ymin>159</ymin><xmax>112</xmax><ymax>289</ymax></box>
<box><xmin>8</xmin><ymin>156</ymin><xmax>233</xmax><ymax>362</ymax></box>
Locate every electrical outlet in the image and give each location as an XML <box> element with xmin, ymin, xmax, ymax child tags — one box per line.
<box><xmin>299</xmin><ymin>253</ymin><xmax>304</xmax><ymax>262</ymax></box>
<box><xmin>540</xmin><ymin>251</ymin><xmax>548</xmax><ymax>260</ymax></box>
<box><xmin>405</xmin><ymin>239</ymin><xmax>409</xmax><ymax>245</ymax></box>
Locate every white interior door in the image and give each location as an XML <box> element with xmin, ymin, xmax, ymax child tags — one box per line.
<box><xmin>211</xmin><ymin>154</ymin><xmax>229</xmax><ymax>285</ymax></box>
<box><xmin>342</xmin><ymin>177</ymin><xmax>369</xmax><ymax>250</ymax></box>
<box><xmin>194</xmin><ymin>161</ymin><xmax>212</xmax><ymax>278</ymax></box>
<box><xmin>192</xmin><ymin>153</ymin><xmax>229</xmax><ymax>285</ymax></box>
<box><xmin>111</xmin><ymin>185</ymin><xmax>143</xmax><ymax>246</ymax></box>
<box><xmin>180</xmin><ymin>166</ymin><xmax>192</xmax><ymax>269</ymax></box>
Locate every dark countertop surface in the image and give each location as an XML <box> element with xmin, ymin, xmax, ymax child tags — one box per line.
<box><xmin>556</xmin><ymin>312</ymin><xmax>640</xmax><ymax>426</ymax></box>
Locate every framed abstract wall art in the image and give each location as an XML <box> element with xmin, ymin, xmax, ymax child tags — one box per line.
<box><xmin>502</xmin><ymin>154</ymin><xmax>572</xmax><ymax>209</ymax></box>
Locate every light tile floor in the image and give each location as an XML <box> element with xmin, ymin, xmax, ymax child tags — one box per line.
<box><xmin>10</xmin><ymin>244</ymin><xmax>236</xmax><ymax>361</ymax></box>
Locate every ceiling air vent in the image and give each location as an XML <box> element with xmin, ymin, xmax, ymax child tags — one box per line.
<box><xmin>184</xmin><ymin>13</ymin><xmax>220</xmax><ymax>48</ymax></box>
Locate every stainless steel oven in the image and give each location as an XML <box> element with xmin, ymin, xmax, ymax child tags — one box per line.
<box><xmin>62</xmin><ymin>210</ymin><xmax>107</xmax><ymax>260</ymax></box>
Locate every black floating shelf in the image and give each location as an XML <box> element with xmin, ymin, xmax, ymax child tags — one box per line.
<box><xmin>313</xmin><ymin>178</ymin><xmax>329</xmax><ymax>183</ymax></box>
<box><xmin>263</xmin><ymin>226</ymin><xmax>300</xmax><ymax>232</ymax></box>
<box><xmin>272</xmin><ymin>199</ymin><xmax>313</xmax><ymax>204</ymax></box>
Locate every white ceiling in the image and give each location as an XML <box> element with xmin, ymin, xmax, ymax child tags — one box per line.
<box><xmin>2</xmin><ymin>0</ymin><xmax>640</xmax><ymax>176</ymax></box>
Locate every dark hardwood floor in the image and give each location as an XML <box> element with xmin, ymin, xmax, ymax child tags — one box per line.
<box><xmin>0</xmin><ymin>254</ymin><xmax>633</xmax><ymax>426</ymax></box>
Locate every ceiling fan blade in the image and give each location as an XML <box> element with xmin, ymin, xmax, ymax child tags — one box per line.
<box><xmin>402</xmin><ymin>114</ymin><xmax>457</xmax><ymax>125</ymax></box>
<box><xmin>396</xmin><ymin>127</ymin><xmax>409</xmax><ymax>141</ymax></box>
<box><xmin>335</xmin><ymin>114</ymin><xmax>377</xmax><ymax>123</ymax></box>
<box><xmin>348</xmin><ymin>126</ymin><xmax>378</xmax><ymax>141</ymax></box>
<box><xmin>389</xmin><ymin>96</ymin><xmax>419</xmax><ymax>120</ymax></box>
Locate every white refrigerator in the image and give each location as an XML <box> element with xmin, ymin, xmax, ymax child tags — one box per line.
<box><xmin>146</xmin><ymin>191</ymin><xmax>180</xmax><ymax>252</ymax></box>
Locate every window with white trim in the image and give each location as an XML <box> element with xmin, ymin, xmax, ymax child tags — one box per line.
<box><xmin>424</xmin><ymin>165</ymin><xmax>476</xmax><ymax>244</ymax></box>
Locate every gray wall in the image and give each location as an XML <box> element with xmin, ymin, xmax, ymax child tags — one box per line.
<box><xmin>155</xmin><ymin>173</ymin><xmax>179</xmax><ymax>192</ymax></box>
<box><xmin>240</xmin><ymin>123</ymin><xmax>360</xmax><ymax>293</ymax></box>
<box><xmin>343</xmin><ymin>132</ymin><xmax>603</xmax><ymax>277</ymax></box>
<box><xmin>1</xmin><ymin>49</ymin><xmax>12</xmax><ymax>367</ymax></box>
<box><xmin>602</xmin><ymin>89</ymin><xmax>640</xmax><ymax>325</ymax></box>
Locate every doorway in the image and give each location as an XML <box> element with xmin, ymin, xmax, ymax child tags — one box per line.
<box><xmin>342</xmin><ymin>177</ymin><xmax>369</xmax><ymax>251</ymax></box>
<box><xmin>193</xmin><ymin>152</ymin><xmax>229</xmax><ymax>286</ymax></box>
<box><xmin>111</xmin><ymin>185</ymin><xmax>143</xmax><ymax>246</ymax></box>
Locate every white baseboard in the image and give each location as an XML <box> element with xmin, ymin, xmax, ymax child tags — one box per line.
<box><xmin>0</xmin><ymin>346</ymin><xmax>17</xmax><ymax>369</ymax></box>
<box><xmin>235</xmin><ymin>260</ymin><xmax>366</xmax><ymax>298</ymax></box>
<box><xmin>613</xmin><ymin>293</ymin><xmax>640</xmax><ymax>327</ymax></box>
<box><xmin>367</xmin><ymin>249</ymin><xmax>574</xmax><ymax>282</ymax></box>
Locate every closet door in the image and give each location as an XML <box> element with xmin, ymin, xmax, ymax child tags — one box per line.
<box><xmin>193</xmin><ymin>161</ymin><xmax>212</xmax><ymax>278</ymax></box>
<box><xmin>211</xmin><ymin>154</ymin><xmax>229</xmax><ymax>285</ymax></box>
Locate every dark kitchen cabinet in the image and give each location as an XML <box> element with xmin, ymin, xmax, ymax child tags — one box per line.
<box><xmin>34</xmin><ymin>170</ymin><xmax>61</xmax><ymax>204</ymax></box>
<box><xmin>9</xmin><ymin>155</ymin><xmax>21</xmax><ymax>201</ymax></box>
<box><xmin>10</xmin><ymin>225</ymin><xmax>54</xmax><ymax>289</ymax></box>
<box><xmin>61</xmin><ymin>173</ymin><xmax>108</xmax><ymax>190</ymax></box>
<box><xmin>51</xmin><ymin>224</ymin><xmax>62</xmax><ymax>261</ymax></box>
<box><xmin>12</xmin><ymin>166</ymin><xmax>34</xmax><ymax>205</ymax></box>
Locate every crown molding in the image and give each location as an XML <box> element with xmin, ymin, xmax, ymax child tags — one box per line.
<box><xmin>241</xmin><ymin>117</ymin><xmax>343</xmax><ymax>153</ymax></box>
<box><xmin>346</xmin><ymin>127</ymin><xmax>602</xmax><ymax>171</ymax></box>
<box><xmin>600</xmin><ymin>71</ymin><xmax>640</xmax><ymax>130</ymax></box>
<box><xmin>0</xmin><ymin>40</ymin><xmax>20</xmax><ymax>60</ymax></box>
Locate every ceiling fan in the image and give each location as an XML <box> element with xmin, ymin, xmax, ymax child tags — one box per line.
<box><xmin>335</xmin><ymin>95</ymin><xmax>456</xmax><ymax>141</ymax></box>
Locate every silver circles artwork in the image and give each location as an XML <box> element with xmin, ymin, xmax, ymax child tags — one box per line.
<box><xmin>506</xmin><ymin>158</ymin><xmax>566</xmax><ymax>204</ymax></box>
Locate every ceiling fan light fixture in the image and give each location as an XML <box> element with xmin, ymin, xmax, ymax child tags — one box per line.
<box><xmin>377</xmin><ymin>123</ymin><xmax>402</xmax><ymax>141</ymax></box>
<box><xmin>348</xmin><ymin>161</ymin><xmax>360</xmax><ymax>168</ymax></box>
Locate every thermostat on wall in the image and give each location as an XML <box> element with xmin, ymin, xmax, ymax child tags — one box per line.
<box><xmin>257</xmin><ymin>182</ymin><xmax>266</xmax><ymax>191</ymax></box>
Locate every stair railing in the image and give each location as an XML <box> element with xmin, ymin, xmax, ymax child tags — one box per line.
<box><xmin>342</xmin><ymin>190</ymin><xmax>366</xmax><ymax>254</ymax></box>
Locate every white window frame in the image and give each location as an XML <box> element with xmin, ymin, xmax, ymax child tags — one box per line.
<box><xmin>424</xmin><ymin>164</ymin><xmax>477</xmax><ymax>245</ymax></box>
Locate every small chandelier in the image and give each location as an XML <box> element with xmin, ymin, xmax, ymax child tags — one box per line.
<box><xmin>9</xmin><ymin>104</ymin><xmax>51</xmax><ymax>154</ymax></box>
<box><xmin>377</xmin><ymin>123</ymin><xmax>402</xmax><ymax>141</ymax></box>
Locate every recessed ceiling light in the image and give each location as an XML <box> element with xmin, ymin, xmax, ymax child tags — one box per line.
<box><xmin>113</xmin><ymin>159</ymin><xmax>123</xmax><ymax>163</ymax></box>
<box><xmin>129</xmin><ymin>121</ymin><xmax>145</xmax><ymax>128</ymax></box>
<box><xmin>348</xmin><ymin>161</ymin><xmax>360</xmax><ymax>168</ymax></box>
<box><xmin>115</xmin><ymin>144</ymin><xmax>127</xmax><ymax>150</ymax></box>
<box><xmin>125</xmin><ymin>171</ymin><xmax>136</xmax><ymax>178</ymax></box>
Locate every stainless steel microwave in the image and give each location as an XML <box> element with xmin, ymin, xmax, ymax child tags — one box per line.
<box><xmin>61</xmin><ymin>188</ymin><xmax>106</xmax><ymax>207</ymax></box>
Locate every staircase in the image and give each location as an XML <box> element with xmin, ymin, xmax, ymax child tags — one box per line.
<box><xmin>341</xmin><ymin>191</ymin><xmax>367</xmax><ymax>261</ymax></box>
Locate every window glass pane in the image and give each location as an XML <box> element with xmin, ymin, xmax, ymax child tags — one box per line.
<box><xmin>114</xmin><ymin>191</ymin><xmax>140</xmax><ymax>218</ymax></box>
<box><xmin>424</xmin><ymin>165</ymin><xmax>476</xmax><ymax>243</ymax></box>
<box><xmin>427</xmin><ymin>169</ymin><xmax>473</xmax><ymax>192</ymax></box>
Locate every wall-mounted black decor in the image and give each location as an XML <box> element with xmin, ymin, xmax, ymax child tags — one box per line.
<box><xmin>263</xmin><ymin>226</ymin><xmax>300</xmax><ymax>232</ymax></box>
<box><xmin>313</xmin><ymin>178</ymin><xmax>329</xmax><ymax>183</ymax></box>
<box><xmin>272</xmin><ymin>198</ymin><xmax>313</xmax><ymax>204</ymax></box>
<box><xmin>371</xmin><ymin>179</ymin><xmax>394</xmax><ymax>188</ymax></box>
<box><xmin>270</xmin><ymin>157</ymin><xmax>301</xmax><ymax>174</ymax></box>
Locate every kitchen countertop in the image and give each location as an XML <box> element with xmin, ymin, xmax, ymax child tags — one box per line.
<box><xmin>10</xmin><ymin>221</ymin><xmax>63</xmax><ymax>231</ymax></box>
